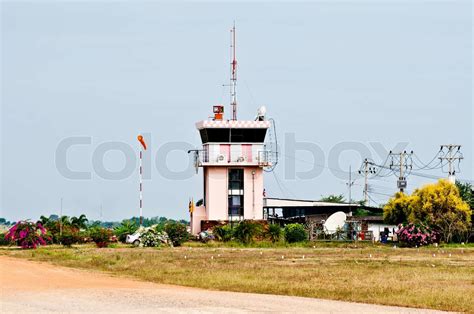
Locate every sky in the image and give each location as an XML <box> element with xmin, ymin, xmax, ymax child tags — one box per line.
<box><xmin>1</xmin><ymin>1</ymin><xmax>472</xmax><ymax>222</ymax></box>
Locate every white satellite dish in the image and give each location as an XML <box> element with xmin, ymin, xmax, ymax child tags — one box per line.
<box><xmin>256</xmin><ymin>106</ymin><xmax>266</xmax><ymax>121</ymax></box>
<box><xmin>323</xmin><ymin>211</ymin><xmax>346</xmax><ymax>234</ymax></box>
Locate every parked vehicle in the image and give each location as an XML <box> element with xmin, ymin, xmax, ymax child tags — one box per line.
<box><xmin>126</xmin><ymin>228</ymin><xmax>146</xmax><ymax>246</ymax></box>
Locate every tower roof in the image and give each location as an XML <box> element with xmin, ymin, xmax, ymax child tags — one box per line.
<box><xmin>196</xmin><ymin>120</ymin><xmax>270</xmax><ymax>130</ymax></box>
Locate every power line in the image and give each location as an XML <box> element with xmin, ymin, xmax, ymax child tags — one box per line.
<box><xmin>271</xmin><ymin>171</ymin><xmax>296</xmax><ymax>199</ymax></box>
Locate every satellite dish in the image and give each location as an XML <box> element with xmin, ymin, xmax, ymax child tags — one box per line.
<box><xmin>256</xmin><ymin>106</ymin><xmax>266</xmax><ymax>121</ymax></box>
<box><xmin>323</xmin><ymin>211</ymin><xmax>346</xmax><ymax>234</ymax></box>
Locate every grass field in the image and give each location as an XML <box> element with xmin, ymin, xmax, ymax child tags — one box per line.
<box><xmin>2</xmin><ymin>243</ymin><xmax>473</xmax><ymax>312</ymax></box>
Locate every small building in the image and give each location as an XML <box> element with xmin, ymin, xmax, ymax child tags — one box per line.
<box><xmin>263</xmin><ymin>197</ymin><xmax>396</xmax><ymax>241</ymax></box>
<box><xmin>354</xmin><ymin>216</ymin><xmax>397</xmax><ymax>242</ymax></box>
<box><xmin>190</xmin><ymin>107</ymin><xmax>273</xmax><ymax>234</ymax></box>
<box><xmin>264</xmin><ymin>197</ymin><xmax>360</xmax><ymax>220</ymax></box>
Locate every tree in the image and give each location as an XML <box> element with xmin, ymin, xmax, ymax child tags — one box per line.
<box><xmin>60</xmin><ymin>216</ymin><xmax>71</xmax><ymax>227</ymax></box>
<box><xmin>456</xmin><ymin>181</ymin><xmax>474</xmax><ymax>209</ymax></box>
<box><xmin>384</xmin><ymin>180</ymin><xmax>471</xmax><ymax>243</ymax></box>
<box><xmin>383</xmin><ymin>192</ymin><xmax>413</xmax><ymax>224</ymax></box>
<box><xmin>114</xmin><ymin>220</ymin><xmax>138</xmax><ymax>243</ymax></box>
<box><xmin>70</xmin><ymin>214</ymin><xmax>88</xmax><ymax>230</ymax></box>
<box><xmin>38</xmin><ymin>215</ymin><xmax>50</xmax><ymax>226</ymax></box>
<box><xmin>320</xmin><ymin>194</ymin><xmax>345</xmax><ymax>203</ymax></box>
<box><xmin>410</xmin><ymin>180</ymin><xmax>471</xmax><ymax>243</ymax></box>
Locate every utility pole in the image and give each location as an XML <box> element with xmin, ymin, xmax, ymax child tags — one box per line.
<box><xmin>389</xmin><ymin>151</ymin><xmax>413</xmax><ymax>193</ymax></box>
<box><xmin>346</xmin><ymin>166</ymin><xmax>355</xmax><ymax>216</ymax></box>
<box><xmin>59</xmin><ymin>197</ymin><xmax>63</xmax><ymax>237</ymax></box>
<box><xmin>358</xmin><ymin>159</ymin><xmax>376</xmax><ymax>205</ymax></box>
<box><xmin>439</xmin><ymin>145</ymin><xmax>463</xmax><ymax>184</ymax></box>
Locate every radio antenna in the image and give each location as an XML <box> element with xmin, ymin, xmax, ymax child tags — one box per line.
<box><xmin>230</xmin><ymin>22</ymin><xmax>237</xmax><ymax>121</ymax></box>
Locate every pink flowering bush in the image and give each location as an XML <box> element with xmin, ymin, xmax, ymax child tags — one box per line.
<box><xmin>4</xmin><ymin>221</ymin><xmax>49</xmax><ymax>249</ymax></box>
<box><xmin>396</xmin><ymin>223</ymin><xmax>438</xmax><ymax>247</ymax></box>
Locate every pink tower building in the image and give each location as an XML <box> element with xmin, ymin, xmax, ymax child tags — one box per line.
<box><xmin>190</xmin><ymin>25</ymin><xmax>274</xmax><ymax>234</ymax></box>
<box><xmin>190</xmin><ymin>107</ymin><xmax>272</xmax><ymax>234</ymax></box>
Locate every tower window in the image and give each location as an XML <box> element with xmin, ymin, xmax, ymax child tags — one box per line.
<box><xmin>228</xmin><ymin>169</ymin><xmax>244</xmax><ymax>218</ymax></box>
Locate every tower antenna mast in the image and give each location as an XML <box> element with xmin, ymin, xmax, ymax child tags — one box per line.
<box><xmin>230</xmin><ymin>22</ymin><xmax>237</xmax><ymax>121</ymax></box>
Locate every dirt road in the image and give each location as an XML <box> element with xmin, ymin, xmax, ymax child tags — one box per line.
<box><xmin>0</xmin><ymin>256</ymin><xmax>446</xmax><ymax>313</ymax></box>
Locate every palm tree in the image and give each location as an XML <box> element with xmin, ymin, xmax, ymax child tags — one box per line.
<box><xmin>70</xmin><ymin>214</ymin><xmax>88</xmax><ymax>230</ymax></box>
<box><xmin>38</xmin><ymin>215</ymin><xmax>50</xmax><ymax>226</ymax></box>
<box><xmin>114</xmin><ymin>220</ymin><xmax>138</xmax><ymax>242</ymax></box>
<box><xmin>60</xmin><ymin>215</ymin><xmax>71</xmax><ymax>226</ymax></box>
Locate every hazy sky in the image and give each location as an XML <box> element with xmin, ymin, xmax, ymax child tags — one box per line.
<box><xmin>1</xmin><ymin>1</ymin><xmax>472</xmax><ymax>222</ymax></box>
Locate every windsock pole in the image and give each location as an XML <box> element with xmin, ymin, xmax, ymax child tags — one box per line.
<box><xmin>139</xmin><ymin>149</ymin><xmax>143</xmax><ymax>226</ymax></box>
<box><xmin>137</xmin><ymin>135</ymin><xmax>147</xmax><ymax>226</ymax></box>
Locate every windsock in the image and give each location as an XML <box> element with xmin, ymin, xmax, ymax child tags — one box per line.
<box><xmin>137</xmin><ymin>135</ymin><xmax>147</xmax><ymax>150</ymax></box>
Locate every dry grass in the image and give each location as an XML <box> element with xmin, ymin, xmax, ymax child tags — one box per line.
<box><xmin>2</xmin><ymin>243</ymin><xmax>473</xmax><ymax>312</ymax></box>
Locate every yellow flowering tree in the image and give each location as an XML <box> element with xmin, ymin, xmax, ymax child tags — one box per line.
<box><xmin>383</xmin><ymin>192</ymin><xmax>413</xmax><ymax>224</ymax></box>
<box><xmin>410</xmin><ymin>180</ymin><xmax>471</xmax><ymax>243</ymax></box>
<box><xmin>384</xmin><ymin>180</ymin><xmax>472</xmax><ymax>243</ymax></box>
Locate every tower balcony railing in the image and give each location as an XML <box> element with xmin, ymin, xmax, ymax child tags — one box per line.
<box><xmin>191</xmin><ymin>149</ymin><xmax>274</xmax><ymax>167</ymax></box>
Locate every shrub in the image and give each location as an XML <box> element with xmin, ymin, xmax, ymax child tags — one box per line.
<box><xmin>266</xmin><ymin>224</ymin><xmax>282</xmax><ymax>243</ymax></box>
<box><xmin>213</xmin><ymin>224</ymin><xmax>233</xmax><ymax>242</ymax></box>
<box><xmin>141</xmin><ymin>229</ymin><xmax>170</xmax><ymax>247</ymax></box>
<box><xmin>164</xmin><ymin>221</ymin><xmax>189</xmax><ymax>246</ymax></box>
<box><xmin>396</xmin><ymin>223</ymin><xmax>438</xmax><ymax>247</ymax></box>
<box><xmin>5</xmin><ymin>221</ymin><xmax>49</xmax><ymax>249</ymax></box>
<box><xmin>284</xmin><ymin>224</ymin><xmax>307</xmax><ymax>243</ymax></box>
<box><xmin>77</xmin><ymin>230</ymin><xmax>91</xmax><ymax>243</ymax></box>
<box><xmin>233</xmin><ymin>220</ymin><xmax>262</xmax><ymax>244</ymax></box>
<box><xmin>89</xmin><ymin>227</ymin><xmax>112</xmax><ymax>248</ymax></box>
<box><xmin>59</xmin><ymin>228</ymin><xmax>80</xmax><ymax>247</ymax></box>
<box><xmin>0</xmin><ymin>233</ymin><xmax>12</xmax><ymax>246</ymax></box>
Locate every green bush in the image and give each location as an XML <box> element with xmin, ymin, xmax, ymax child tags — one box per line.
<box><xmin>164</xmin><ymin>221</ymin><xmax>189</xmax><ymax>247</ymax></box>
<box><xmin>59</xmin><ymin>229</ymin><xmax>80</xmax><ymax>247</ymax></box>
<box><xmin>89</xmin><ymin>227</ymin><xmax>112</xmax><ymax>248</ymax></box>
<box><xmin>266</xmin><ymin>224</ymin><xmax>282</xmax><ymax>243</ymax></box>
<box><xmin>284</xmin><ymin>224</ymin><xmax>307</xmax><ymax>243</ymax></box>
<box><xmin>0</xmin><ymin>233</ymin><xmax>11</xmax><ymax>246</ymax></box>
<box><xmin>77</xmin><ymin>230</ymin><xmax>91</xmax><ymax>243</ymax></box>
<box><xmin>233</xmin><ymin>220</ymin><xmax>262</xmax><ymax>244</ymax></box>
<box><xmin>213</xmin><ymin>224</ymin><xmax>233</xmax><ymax>242</ymax></box>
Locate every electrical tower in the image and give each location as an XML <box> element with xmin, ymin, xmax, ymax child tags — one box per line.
<box><xmin>439</xmin><ymin>144</ymin><xmax>463</xmax><ymax>184</ymax></box>
<box><xmin>358</xmin><ymin>159</ymin><xmax>377</xmax><ymax>205</ymax></box>
<box><xmin>389</xmin><ymin>151</ymin><xmax>413</xmax><ymax>193</ymax></box>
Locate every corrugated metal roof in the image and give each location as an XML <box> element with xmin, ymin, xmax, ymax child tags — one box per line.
<box><xmin>264</xmin><ymin>197</ymin><xmax>360</xmax><ymax>208</ymax></box>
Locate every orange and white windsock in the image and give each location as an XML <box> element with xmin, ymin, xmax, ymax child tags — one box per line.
<box><xmin>137</xmin><ymin>135</ymin><xmax>147</xmax><ymax>225</ymax></box>
<box><xmin>137</xmin><ymin>135</ymin><xmax>147</xmax><ymax>150</ymax></box>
